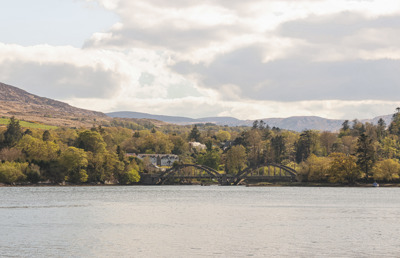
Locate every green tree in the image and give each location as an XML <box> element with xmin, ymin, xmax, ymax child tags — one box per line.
<box><xmin>42</xmin><ymin>130</ymin><xmax>51</xmax><ymax>141</ymax></box>
<box><xmin>18</xmin><ymin>135</ymin><xmax>59</xmax><ymax>162</ymax></box>
<box><xmin>378</xmin><ymin>136</ymin><xmax>400</xmax><ymax>159</ymax></box>
<box><xmin>298</xmin><ymin>154</ymin><xmax>331</xmax><ymax>182</ymax></box>
<box><xmin>245</xmin><ymin>129</ymin><xmax>263</xmax><ymax>166</ymax></box>
<box><xmin>372</xmin><ymin>159</ymin><xmax>400</xmax><ymax>182</ymax></box>
<box><xmin>351</xmin><ymin>119</ymin><xmax>365</xmax><ymax>137</ymax></box>
<box><xmin>76</xmin><ymin>130</ymin><xmax>107</xmax><ymax>153</ymax></box>
<box><xmin>329</xmin><ymin>153</ymin><xmax>361</xmax><ymax>184</ymax></box>
<box><xmin>225</xmin><ymin>145</ymin><xmax>247</xmax><ymax>174</ymax></box>
<box><xmin>376</xmin><ymin>118</ymin><xmax>387</xmax><ymax>141</ymax></box>
<box><xmin>356</xmin><ymin>133</ymin><xmax>375</xmax><ymax>181</ymax></box>
<box><xmin>116</xmin><ymin>145</ymin><xmax>125</xmax><ymax>161</ymax></box>
<box><xmin>295</xmin><ymin>130</ymin><xmax>319</xmax><ymax>163</ymax></box>
<box><xmin>3</xmin><ymin>116</ymin><xmax>22</xmax><ymax>147</ymax></box>
<box><xmin>189</xmin><ymin>125</ymin><xmax>201</xmax><ymax>142</ymax></box>
<box><xmin>270</xmin><ymin>135</ymin><xmax>286</xmax><ymax>163</ymax></box>
<box><xmin>389</xmin><ymin>108</ymin><xmax>400</xmax><ymax>136</ymax></box>
<box><xmin>339</xmin><ymin>120</ymin><xmax>350</xmax><ymax>137</ymax></box>
<box><xmin>170</xmin><ymin>135</ymin><xmax>189</xmax><ymax>155</ymax></box>
<box><xmin>0</xmin><ymin>161</ymin><xmax>28</xmax><ymax>184</ymax></box>
<box><xmin>119</xmin><ymin>168</ymin><xmax>140</xmax><ymax>184</ymax></box>
<box><xmin>25</xmin><ymin>164</ymin><xmax>41</xmax><ymax>184</ymax></box>
<box><xmin>252</xmin><ymin>120</ymin><xmax>259</xmax><ymax>129</ymax></box>
<box><xmin>216</xmin><ymin>130</ymin><xmax>231</xmax><ymax>142</ymax></box>
<box><xmin>197</xmin><ymin>149</ymin><xmax>221</xmax><ymax>170</ymax></box>
<box><xmin>59</xmin><ymin>147</ymin><xmax>88</xmax><ymax>183</ymax></box>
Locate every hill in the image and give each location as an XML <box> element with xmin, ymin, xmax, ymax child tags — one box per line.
<box><xmin>0</xmin><ymin>82</ymin><xmax>110</xmax><ymax>127</ymax></box>
<box><xmin>1</xmin><ymin>82</ymin><xmax>393</xmax><ymax>131</ymax></box>
<box><xmin>108</xmin><ymin>111</ymin><xmax>394</xmax><ymax>132</ymax></box>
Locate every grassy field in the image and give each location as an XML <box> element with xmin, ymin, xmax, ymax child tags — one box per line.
<box><xmin>0</xmin><ymin>118</ymin><xmax>58</xmax><ymax>130</ymax></box>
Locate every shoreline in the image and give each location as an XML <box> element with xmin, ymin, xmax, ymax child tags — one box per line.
<box><xmin>245</xmin><ymin>182</ymin><xmax>400</xmax><ymax>187</ymax></box>
<box><xmin>1</xmin><ymin>182</ymin><xmax>400</xmax><ymax>187</ymax></box>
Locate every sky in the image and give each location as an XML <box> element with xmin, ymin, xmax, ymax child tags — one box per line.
<box><xmin>1</xmin><ymin>0</ymin><xmax>400</xmax><ymax>120</ymax></box>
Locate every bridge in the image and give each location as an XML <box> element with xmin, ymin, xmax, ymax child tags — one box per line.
<box><xmin>140</xmin><ymin>163</ymin><xmax>297</xmax><ymax>185</ymax></box>
<box><xmin>233</xmin><ymin>163</ymin><xmax>297</xmax><ymax>185</ymax></box>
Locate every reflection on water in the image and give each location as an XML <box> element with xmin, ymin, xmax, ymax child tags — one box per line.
<box><xmin>1</xmin><ymin>186</ymin><xmax>400</xmax><ymax>257</ymax></box>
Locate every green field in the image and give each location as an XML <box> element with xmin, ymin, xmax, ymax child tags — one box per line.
<box><xmin>0</xmin><ymin>118</ymin><xmax>57</xmax><ymax>130</ymax></box>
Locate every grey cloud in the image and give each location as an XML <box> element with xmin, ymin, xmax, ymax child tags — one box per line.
<box><xmin>278</xmin><ymin>12</ymin><xmax>400</xmax><ymax>46</ymax></box>
<box><xmin>0</xmin><ymin>61</ymin><xmax>121</xmax><ymax>100</ymax></box>
<box><xmin>86</xmin><ymin>0</ymin><xmax>328</xmax><ymax>49</ymax></box>
<box><xmin>117</xmin><ymin>0</ymin><xmax>263</xmax><ymax>9</ymax></box>
<box><xmin>84</xmin><ymin>24</ymin><xmax>246</xmax><ymax>51</ymax></box>
<box><xmin>173</xmin><ymin>46</ymin><xmax>400</xmax><ymax>102</ymax></box>
<box><xmin>116</xmin><ymin>0</ymin><xmax>318</xmax><ymax>9</ymax></box>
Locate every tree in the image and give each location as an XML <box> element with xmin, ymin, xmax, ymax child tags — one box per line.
<box><xmin>342</xmin><ymin>120</ymin><xmax>350</xmax><ymax>131</ymax></box>
<box><xmin>117</xmin><ymin>159</ymin><xmax>141</xmax><ymax>184</ymax></box>
<box><xmin>259</xmin><ymin>120</ymin><xmax>266</xmax><ymax>130</ymax></box>
<box><xmin>119</xmin><ymin>168</ymin><xmax>140</xmax><ymax>184</ymax></box>
<box><xmin>319</xmin><ymin>131</ymin><xmax>337</xmax><ymax>156</ymax></box>
<box><xmin>59</xmin><ymin>147</ymin><xmax>88</xmax><ymax>183</ymax></box>
<box><xmin>170</xmin><ymin>135</ymin><xmax>189</xmax><ymax>155</ymax></box>
<box><xmin>0</xmin><ymin>147</ymin><xmax>24</xmax><ymax>162</ymax></box>
<box><xmin>355</xmin><ymin>133</ymin><xmax>375</xmax><ymax>181</ymax></box>
<box><xmin>216</xmin><ymin>130</ymin><xmax>231</xmax><ymax>142</ymax></box>
<box><xmin>298</xmin><ymin>154</ymin><xmax>331</xmax><ymax>182</ymax></box>
<box><xmin>197</xmin><ymin>149</ymin><xmax>221</xmax><ymax>170</ymax></box>
<box><xmin>86</xmin><ymin>151</ymin><xmax>124</xmax><ymax>183</ymax></box>
<box><xmin>270</xmin><ymin>135</ymin><xmax>286</xmax><ymax>163</ymax></box>
<box><xmin>18</xmin><ymin>135</ymin><xmax>59</xmax><ymax>162</ymax></box>
<box><xmin>0</xmin><ymin>161</ymin><xmax>28</xmax><ymax>184</ymax></box>
<box><xmin>340</xmin><ymin>135</ymin><xmax>357</xmax><ymax>155</ymax></box>
<box><xmin>351</xmin><ymin>119</ymin><xmax>365</xmax><ymax>137</ymax></box>
<box><xmin>378</xmin><ymin>136</ymin><xmax>400</xmax><ymax>159</ymax></box>
<box><xmin>3</xmin><ymin>116</ymin><xmax>22</xmax><ymax>147</ymax></box>
<box><xmin>339</xmin><ymin>120</ymin><xmax>350</xmax><ymax>137</ymax></box>
<box><xmin>42</xmin><ymin>130</ymin><xmax>51</xmax><ymax>141</ymax></box>
<box><xmin>372</xmin><ymin>159</ymin><xmax>400</xmax><ymax>182</ymax></box>
<box><xmin>252</xmin><ymin>120</ymin><xmax>259</xmax><ymax>129</ymax></box>
<box><xmin>389</xmin><ymin>108</ymin><xmax>400</xmax><ymax>136</ymax></box>
<box><xmin>116</xmin><ymin>145</ymin><xmax>125</xmax><ymax>161</ymax></box>
<box><xmin>76</xmin><ymin>130</ymin><xmax>107</xmax><ymax>154</ymax></box>
<box><xmin>245</xmin><ymin>129</ymin><xmax>263</xmax><ymax>166</ymax></box>
<box><xmin>376</xmin><ymin>118</ymin><xmax>387</xmax><ymax>141</ymax></box>
<box><xmin>189</xmin><ymin>125</ymin><xmax>201</xmax><ymax>142</ymax></box>
<box><xmin>329</xmin><ymin>153</ymin><xmax>361</xmax><ymax>184</ymax></box>
<box><xmin>225</xmin><ymin>145</ymin><xmax>247</xmax><ymax>174</ymax></box>
<box><xmin>295</xmin><ymin>130</ymin><xmax>319</xmax><ymax>163</ymax></box>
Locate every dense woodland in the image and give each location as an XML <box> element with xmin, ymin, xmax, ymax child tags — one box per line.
<box><xmin>2</xmin><ymin>109</ymin><xmax>400</xmax><ymax>185</ymax></box>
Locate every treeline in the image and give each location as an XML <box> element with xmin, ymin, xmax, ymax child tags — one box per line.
<box><xmin>1</xmin><ymin>109</ymin><xmax>400</xmax><ymax>185</ymax></box>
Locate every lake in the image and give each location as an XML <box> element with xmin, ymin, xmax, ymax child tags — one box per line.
<box><xmin>1</xmin><ymin>186</ymin><xmax>400</xmax><ymax>257</ymax></box>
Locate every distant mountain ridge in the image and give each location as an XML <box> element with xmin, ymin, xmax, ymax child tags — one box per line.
<box><xmin>0</xmin><ymin>82</ymin><xmax>393</xmax><ymax>131</ymax></box>
<box><xmin>107</xmin><ymin>111</ymin><xmax>394</xmax><ymax>132</ymax></box>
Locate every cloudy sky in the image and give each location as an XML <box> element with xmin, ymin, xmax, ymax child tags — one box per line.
<box><xmin>1</xmin><ymin>0</ymin><xmax>400</xmax><ymax>120</ymax></box>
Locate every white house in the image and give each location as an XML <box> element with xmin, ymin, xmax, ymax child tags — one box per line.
<box><xmin>189</xmin><ymin>142</ymin><xmax>206</xmax><ymax>151</ymax></box>
<box><xmin>137</xmin><ymin>154</ymin><xmax>179</xmax><ymax>167</ymax></box>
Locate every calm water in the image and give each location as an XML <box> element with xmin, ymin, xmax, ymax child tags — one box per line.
<box><xmin>1</xmin><ymin>186</ymin><xmax>400</xmax><ymax>257</ymax></box>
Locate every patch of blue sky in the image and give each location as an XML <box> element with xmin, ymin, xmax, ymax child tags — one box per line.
<box><xmin>0</xmin><ymin>0</ymin><xmax>118</xmax><ymax>47</ymax></box>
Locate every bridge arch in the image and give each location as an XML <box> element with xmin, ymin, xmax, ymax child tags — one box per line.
<box><xmin>157</xmin><ymin>164</ymin><xmax>223</xmax><ymax>185</ymax></box>
<box><xmin>234</xmin><ymin>163</ymin><xmax>297</xmax><ymax>185</ymax></box>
